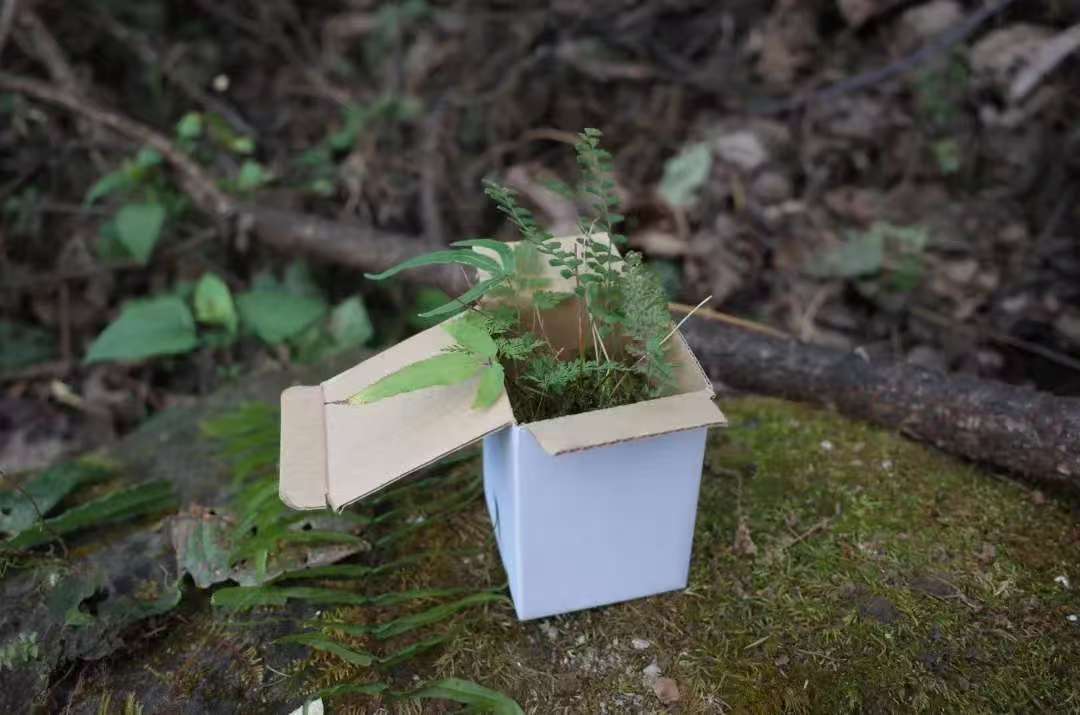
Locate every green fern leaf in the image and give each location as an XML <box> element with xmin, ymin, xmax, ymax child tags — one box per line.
<box><xmin>444</xmin><ymin>316</ymin><xmax>497</xmax><ymax>358</ymax></box>
<box><xmin>349</xmin><ymin>352</ymin><xmax>484</xmax><ymax>405</ymax></box>
<box><xmin>472</xmin><ymin>363</ymin><xmax>505</xmax><ymax>409</ymax></box>
<box><xmin>364</xmin><ymin>251</ymin><xmax>502</xmax><ymax>281</ymax></box>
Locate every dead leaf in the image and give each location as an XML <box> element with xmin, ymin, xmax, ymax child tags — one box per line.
<box><xmin>632</xmin><ymin>228</ymin><xmax>687</xmax><ymax>258</ymax></box>
<box><xmin>733</xmin><ymin>517</ymin><xmax>757</xmax><ymax>557</ymax></box>
<box><xmin>653</xmin><ymin>676</ymin><xmax>681</xmax><ymax>704</ymax></box>
<box><xmin>970</xmin><ymin>24</ymin><xmax>1054</xmax><ymax>95</ymax></box>
<box><xmin>714</xmin><ymin>130</ymin><xmax>769</xmax><ymax>172</ymax></box>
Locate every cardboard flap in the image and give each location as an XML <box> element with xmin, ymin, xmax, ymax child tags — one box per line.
<box><xmin>525</xmin><ymin>389</ymin><xmax>725</xmax><ymax>455</ymax></box>
<box><xmin>318</xmin><ymin>320</ymin><xmax>514</xmax><ymax>510</ymax></box>
<box><xmin>280</xmin><ymin>385</ymin><xmax>329</xmax><ymax>510</ymax></box>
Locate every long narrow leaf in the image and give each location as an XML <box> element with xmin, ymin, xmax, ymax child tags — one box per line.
<box><xmin>349</xmin><ymin>352</ymin><xmax>483</xmax><ymax>405</ymax></box>
<box><xmin>364</xmin><ymin>251</ymin><xmax>502</xmax><ymax>281</ymax></box>
<box><xmin>417</xmin><ymin>277</ymin><xmax>505</xmax><ymax>318</ymax></box>
<box><xmin>374</xmin><ymin>592</ymin><xmax>509</xmax><ymax>640</ymax></box>
<box><xmin>450</xmin><ymin>239</ymin><xmax>515</xmax><ymax>273</ymax></box>
<box><xmin>405</xmin><ymin>678</ymin><xmax>524</xmax><ymax>714</ymax></box>
<box><xmin>5</xmin><ymin>481</ymin><xmax>176</xmax><ymax>550</ymax></box>
<box><xmin>278</xmin><ymin>632</ymin><xmax>375</xmax><ymax>666</ymax></box>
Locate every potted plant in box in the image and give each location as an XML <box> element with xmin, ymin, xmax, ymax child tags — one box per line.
<box><xmin>279</xmin><ymin>130</ymin><xmax>726</xmax><ymax>620</ymax></box>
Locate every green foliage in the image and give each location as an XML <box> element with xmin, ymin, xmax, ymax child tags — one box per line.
<box><xmin>193</xmin><ymin>272</ymin><xmax>238</xmax><ymax>334</ymax></box>
<box><xmin>407</xmin><ymin>678</ymin><xmax>524</xmax><ymax>715</ymax></box>
<box><xmin>236</xmin><ymin>289</ymin><xmax>327</xmax><ymax>344</ymax></box>
<box><xmin>808</xmin><ymin>222</ymin><xmax>929</xmax><ymax>299</ymax></box>
<box><xmin>114</xmin><ymin>201</ymin><xmax>165</xmax><ymax>264</ymax></box>
<box><xmin>352</xmin><ymin>129</ymin><xmax>678</xmax><ymax>422</ymax></box>
<box><xmin>620</xmin><ymin>253</ymin><xmax>677</xmax><ymax>396</ymax></box>
<box><xmin>0</xmin><ymin>460</ymin><xmax>112</xmax><ymax>537</ymax></box>
<box><xmin>85</xmin><ymin>296</ymin><xmax>198</xmax><ymax>363</ymax></box>
<box><xmin>350</xmin><ymin>352</ymin><xmax>485</xmax><ymax>405</ymax></box>
<box><xmin>0</xmin><ymin>320</ymin><xmax>56</xmax><ymax>372</ymax></box>
<box><xmin>3</xmin><ymin>481</ymin><xmax>176</xmax><ymax>551</ymax></box>
<box><xmin>200</xmin><ymin>404</ymin><xmax>520</xmax><ymax>710</ymax></box>
<box><xmin>659</xmin><ymin>141</ymin><xmax>712</xmax><ymax>207</ymax></box>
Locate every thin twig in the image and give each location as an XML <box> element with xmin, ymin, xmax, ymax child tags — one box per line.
<box><xmin>0</xmin><ymin>70</ymin><xmax>235</xmax><ymax>218</ymax></box>
<box><xmin>669</xmin><ymin>302</ymin><xmax>789</xmax><ymax>340</ymax></box>
<box><xmin>660</xmin><ymin>295</ymin><xmax>712</xmax><ymax>347</ymax></box>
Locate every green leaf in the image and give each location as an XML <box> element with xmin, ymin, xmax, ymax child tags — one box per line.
<box><xmin>472</xmin><ymin>363</ymin><xmax>505</xmax><ymax>410</ymax></box>
<box><xmin>349</xmin><ymin>352</ymin><xmax>483</xmax><ymax>405</ymax></box>
<box><xmin>450</xmin><ymin>239</ymin><xmax>515</xmax><ymax>272</ymax></box>
<box><xmin>5</xmin><ymin>481</ymin><xmax>176</xmax><ymax>550</ymax></box>
<box><xmin>277</xmin><ymin>632</ymin><xmax>375</xmax><ymax>666</ymax></box>
<box><xmin>85</xmin><ymin>296</ymin><xmax>198</xmax><ymax>364</ymax></box>
<box><xmin>236</xmin><ymin>290</ymin><xmax>327</xmax><ymax>344</ymax></box>
<box><xmin>377</xmin><ymin>633</ymin><xmax>448</xmax><ymax>668</ymax></box>
<box><xmin>115</xmin><ymin>202</ymin><xmax>166</xmax><ymax>264</ymax></box>
<box><xmin>236</xmin><ymin>160</ymin><xmax>270</xmax><ymax>191</ymax></box>
<box><xmin>417</xmin><ymin>278</ymin><xmax>503</xmax><ymax>318</ymax></box>
<box><xmin>406</xmin><ymin>678</ymin><xmax>524</xmax><ymax>714</ymax></box>
<box><xmin>808</xmin><ymin>230</ymin><xmax>885</xmax><ymax>279</ymax></box>
<box><xmin>658</xmin><ymin>142</ymin><xmax>712</xmax><ymax>208</ymax></box>
<box><xmin>0</xmin><ymin>320</ymin><xmax>56</xmax><ymax>371</ymax></box>
<box><xmin>176</xmin><ymin>112</ymin><xmax>203</xmax><ymax>140</ymax></box>
<box><xmin>0</xmin><ymin>460</ymin><xmax>112</xmax><ymax>537</ymax></box>
<box><xmin>328</xmin><ymin>297</ymin><xmax>374</xmax><ymax>349</ymax></box>
<box><xmin>193</xmin><ymin>272</ymin><xmax>238</xmax><ymax>333</ymax></box>
<box><xmin>364</xmin><ymin>250</ymin><xmax>502</xmax><ymax>281</ymax></box>
<box><xmin>444</xmin><ymin>316</ymin><xmax>497</xmax><ymax>358</ymax></box>
<box><xmin>373</xmin><ymin>592</ymin><xmax>509</xmax><ymax>640</ymax></box>
<box><xmin>85</xmin><ymin>169</ymin><xmax>134</xmax><ymax>206</ymax></box>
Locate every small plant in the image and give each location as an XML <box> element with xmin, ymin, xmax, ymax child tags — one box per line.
<box><xmin>352</xmin><ymin>129</ymin><xmax>684</xmax><ymax>422</ymax></box>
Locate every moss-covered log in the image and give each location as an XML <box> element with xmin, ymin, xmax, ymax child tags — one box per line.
<box><xmin>683</xmin><ymin>317</ymin><xmax>1080</xmax><ymax>495</ymax></box>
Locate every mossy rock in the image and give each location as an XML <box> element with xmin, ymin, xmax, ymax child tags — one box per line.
<box><xmin>6</xmin><ymin>375</ymin><xmax>1079</xmax><ymax>713</ymax></box>
<box><xmin>336</xmin><ymin>396</ymin><xmax>1078</xmax><ymax>713</ymax></box>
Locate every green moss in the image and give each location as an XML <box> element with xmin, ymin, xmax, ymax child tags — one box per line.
<box><xmin>325</xmin><ymin>396</ymin><xmax>1080</xmax><ymax>712</ymax></box>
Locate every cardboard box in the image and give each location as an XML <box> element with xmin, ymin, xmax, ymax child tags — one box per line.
<box><xmin>279</xmin><ymin>235</ymin><xmax>727</xmax><ymax>619</ymax></box>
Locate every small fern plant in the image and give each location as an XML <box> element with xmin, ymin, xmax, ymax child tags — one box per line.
<box><xmin>351</xmin><ymin>129</ymin><xmax>684</xmax><ymax>421</ymax></box>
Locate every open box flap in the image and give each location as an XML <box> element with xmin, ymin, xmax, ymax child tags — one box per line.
<box><xmin>279</xmin><ymin>385</ymin><xmax>329</xmax><ymax>510</ymax></box>
<box><xmin>280</xmin><ymin>233</ymin><xmax>727</xmax><ymax>510</ymax></box>
<box><xmin>285</xmin><ymin>317</ymin><xmax>514</xmax><ymax>510</ymax></box>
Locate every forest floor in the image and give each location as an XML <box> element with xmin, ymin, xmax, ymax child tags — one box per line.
<box><xmin>2</xmin><ymin>1</ymin><xmax>1080</xmax><ymax>712</ymax></box>
<box><xmin>1</xmin><ymin>364</ymin><xmax>1078</xmax><ymax>713</ymax></box>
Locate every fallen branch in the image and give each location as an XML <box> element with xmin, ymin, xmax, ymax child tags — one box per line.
<box><xmin>680</xmin><ymin>316</ymin><xmax>1080</xmax><ymax>494</ymax></box>
<box><xmin>0</xmin><ymin>70</ymin><xmax>455</xmax><ymax>288</ymax></box>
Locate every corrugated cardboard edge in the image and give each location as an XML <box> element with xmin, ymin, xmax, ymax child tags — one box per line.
<box><xmin>326</xmin><ymin>421</ymin><xmax>511</xmax><ymax>512</ymax></box>
<box><xmin>279</xmin><ymin>385</ymin><xmax>329</xmax><ymax>510</ymax></box>
<box><xmin>317</xmin><ymin>316</ymin><xmax>515</xmax><ymax>510</ymax></box>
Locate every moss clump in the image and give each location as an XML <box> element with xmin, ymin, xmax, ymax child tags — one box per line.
<box><xmin>336</xmin><ymin>396</ymin><xmax>1080</xmax><ymax>712</ymax></box>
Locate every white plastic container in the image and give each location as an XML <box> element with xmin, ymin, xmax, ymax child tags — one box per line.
<box><xmin>483</xmin><ymin>424</ymin><xmax>708</xmax><ymax>620</ymax></box>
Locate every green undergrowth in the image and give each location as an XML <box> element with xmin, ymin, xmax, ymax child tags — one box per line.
<box><xmin>200</xmin><ymin>404</ymin><xmax>523</xmax><ymax>713</ymax></box>
<box><xmin>202</xmin><ymin>396</ymin><xmax>1080</xmax><ymax>713</ymax></box>
<box><xmin>382</xmin><ymin>397</ymin><xmax>1078</xmax><ymax>713</ymax></box>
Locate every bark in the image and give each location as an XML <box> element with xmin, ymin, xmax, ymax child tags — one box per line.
<box><xmin>682</xmin><ymin>317</ymin><xmax>1080</xmax><ymax>493</ymax></box>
